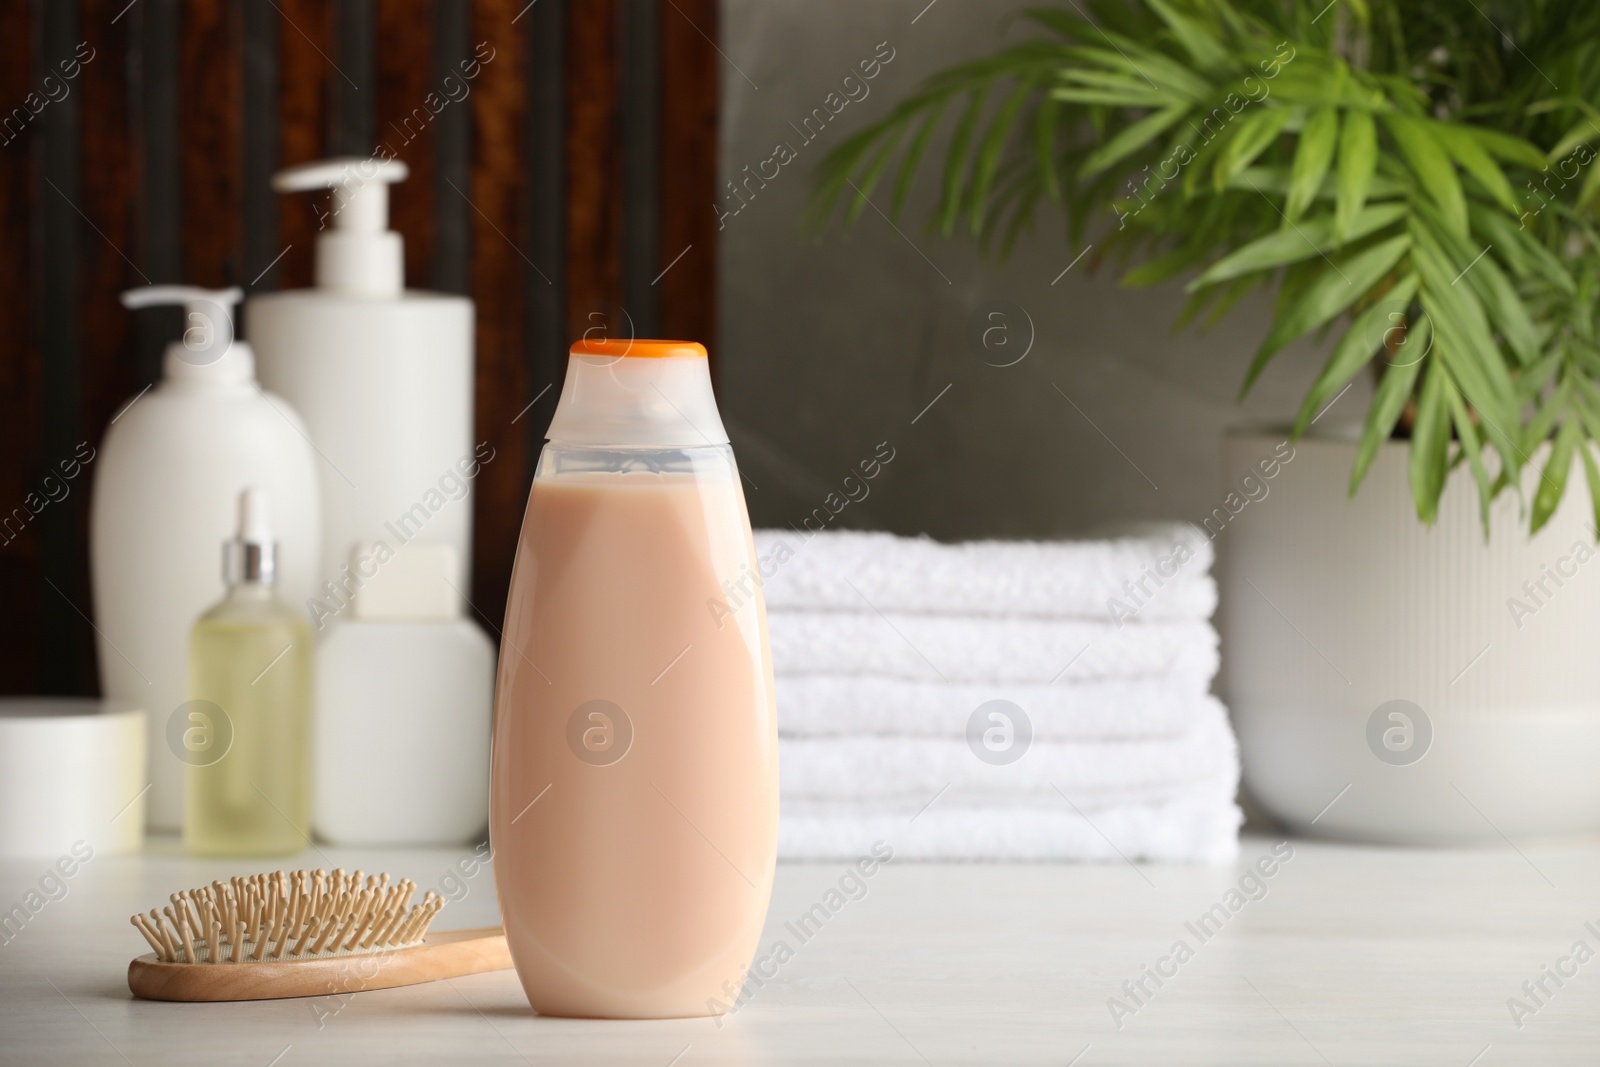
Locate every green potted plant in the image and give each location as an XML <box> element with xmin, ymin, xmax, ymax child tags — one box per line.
<box><xmin>810</xmin><ymin>0</ymin><xmax>1600</xmax><ymax>843</ymax></box>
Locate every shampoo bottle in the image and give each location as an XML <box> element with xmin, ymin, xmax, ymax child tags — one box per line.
<box><xmin>249</xmin><ymin>157</ymin><xmax>476</xmax><ymax>597</ymax></box>
<box><xmin>490</xmin><ymin>339</ymin><xmax>779</xmax><ymax>1019</ymax></box>
<box><xmin>314</xmin><ymin>541</ymin><xmax>495</xmax><ymax>845</ymax></box>
<box><xmin>91</xmin><ymin>286</ymin><xmax>320</xmax><ymax>833</ymax></box>
<box><xmin>187</xmin><ymin>488</ymin><xmax>313</xmax><ymax>856</ymax></box>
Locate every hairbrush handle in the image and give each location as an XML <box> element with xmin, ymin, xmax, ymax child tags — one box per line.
<box><xmin>128</xmin><ymin>926</ymin><xmax>510</xmax><ymax>1003</ymax></box>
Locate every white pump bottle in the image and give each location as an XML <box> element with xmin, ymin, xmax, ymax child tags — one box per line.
<box><xmin>248</xmin><ymin>157</ymin><xmax>476</xmax><ymax>606</ymax></box>
<box><xmin>90</xmin><ymin>286</ymin><xmax>321</xmax><ymax>832</ymax></box>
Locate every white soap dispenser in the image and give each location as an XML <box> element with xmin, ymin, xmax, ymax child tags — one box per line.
<box><xmin>313</xmin><ymin>541</ymin><xmax>494</xmax><ymax>845</ymax></box>
<box><xmin>90</xmin><ymin>286</ymin><xmax>321</xmax><ymax>833</ymax></box>
<box><xmin>249</xmin><ymin>157</ymin><xmax>476</xmax><ymax>600</ymax></box>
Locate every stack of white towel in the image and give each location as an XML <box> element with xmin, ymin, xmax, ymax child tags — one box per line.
<box><xmin>755</xmin><ymin>524</ymin><xmax>1241</xmax><ymax>863</ymax></box>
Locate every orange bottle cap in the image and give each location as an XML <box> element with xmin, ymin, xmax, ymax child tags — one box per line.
<box><xmin>570</xmin><ymin>338</ymin><xmax>708</xmax><ymax>359</ymax></box>
<box><xmin>548</xmin><ymin>339</ymin><xmax>727</xmax><ymax>446</ymax></box>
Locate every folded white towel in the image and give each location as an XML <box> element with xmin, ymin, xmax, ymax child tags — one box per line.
<box><xmin>779</xmin><ymin>798</ymin><xmax>1243</xmax><ymax>863</ymax></box>
<box><xmin>776</xmin><ymin>675</ymin><xmax>1218</xmax><ymax>739</ymax></box>
<box><xmin>752</xmin><ymin>524</ymin><xmax>1214</xmax><ymax>621</ymax></box>
<box><xmin>779</xmin><ymin>697</ymin><xmax>1238</xmax><ymax>806</ymax></box>
<box><xmin>767</xmin><ymin>610</ymin><xmax>1218</xmax><ymax>684</ymax></box>
<box><xmin>782</xmin><ymin>779</ymin><xmax>1235</xmax><ymax>822</ymax></box>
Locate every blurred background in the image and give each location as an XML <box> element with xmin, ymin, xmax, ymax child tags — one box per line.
<box><xmin>0</xmin><ymin>0</ymin><xmax>720</xmax><ymax>694</ymax></box>
<box><xmin>719</xmin><ymin>0</ymin><xmax>1347</xmax><ymax>540</ymax></box>
<box><xmin>0</xmin><ymin>0</ymin><xmax>1348</xmax><ymax>697</ymax></box>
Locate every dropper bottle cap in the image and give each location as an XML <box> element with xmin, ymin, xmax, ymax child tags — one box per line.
<box><xmin>121</xmin><ymin>285</ymin><xmax>251</xmax><ymax>385</ymax></box>
<box><xmin>223</xmin><ymin>487</ymin><xmax>277</xmax><ymax>585</ymax></box>
<box><xmin>273</xmin><ymin>156</ymin><xmax>410</xmax><ymax>297</ymax></box>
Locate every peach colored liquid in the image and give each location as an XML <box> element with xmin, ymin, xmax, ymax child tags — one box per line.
<box><xmin>490</xmin><ymin>467</ymin><xmax>778</xmax><ymax>1018</ymax></box>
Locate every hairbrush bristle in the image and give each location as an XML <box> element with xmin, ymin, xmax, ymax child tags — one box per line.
<box><xmin>129</xmin><ymin>869</ymin><xmax>445</xmax><ymax>964</ymax></box>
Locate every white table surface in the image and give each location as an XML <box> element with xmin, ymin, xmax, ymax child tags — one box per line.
<box><xmin>2</xmin><ymin>833</ymin><xmax>1598</xmax><ymax>1066</ymax></box>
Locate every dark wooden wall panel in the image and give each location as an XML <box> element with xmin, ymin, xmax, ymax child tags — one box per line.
<box><xmin>564</xmin><ymin>0</ymin><xmax>621</xmax><ymax>342</ymax></box>
<box><xmin>524</xmin><ymin>0</ymin><xmax>566</xmax><ymax>392</ymax></box>
<box><xmin>179</xmin><ymin>0</ymin><xmax>243</xmax><ymax>287</ymax></box>
<box><xmin>332</xmin><ymin>1</ymin><xmax>375</xmax><ymax>155</ymax></box>
<box><xmin>468</xmin><ymin>0</ymin><xmax>530</xmax><ymax>632</ymax></box>
<box><xmin>431</xmin><ymin>0</ymin><xmax>472</xmax><ymax>295</ymax></box>
<box><xmin>37</xmin><ymin>1</ymin><xmax>89</xmax><ymax>693</ymax></box>
<box><xmin>80</xmin><ymin>0</ymin><xmax>141</xmax><ymax>482</ymax></box>
<box><xmin>620</xmin><ymin>0</ymin><xmax>661</xmax><ymax>334</ymax></box>
<box><xmin>75</xmin><ymin>0</ymin><xmax>144</xmax><ymax>697</ymax></box>
<box><xmin>275</xmin><ymin>0</ymin><xmax>331</xmax><ymax>290</ymax></box>
<box><xmin>660</xmin><ymin>0</ymin><xmax>719</xmax><ymax>352</ymax></box>
<box><xmin>1</xmin><ymin>0</ymin><xmax>723</xmax><ymax>693</ymax></box>
<box><xmin>376</xmin><ymin>0</ymin><xmax>437</xmax><ymax>291</ymax></box>
<box><xmin>0</xmin><ymin>0</ymin><xmax>41</xmax><ymax>690</ymax></box>
<box><xmin>242</xmin><ymin>0</ymin><xmax>281</xmax><ymax>293</ymax></box>
<box><xmin>138</xmin><ymin>0</ymin><xmax>181</xmax><ymax>312</ymax></box>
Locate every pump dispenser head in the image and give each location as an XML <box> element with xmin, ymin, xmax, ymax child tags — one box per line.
<box><xmin>121</xmin><ymin>285</ymin><xmax>251</xmax><ymax>385</ymax></box>
<box><xmin>273</xmin><ymin>157</ymin><xmax>409</xmax><ymax>297</ymax></box>
<box><xmin>223</xmin><ymin>487</ymin><xmax>278</xmax><ymax>585</ymax></box>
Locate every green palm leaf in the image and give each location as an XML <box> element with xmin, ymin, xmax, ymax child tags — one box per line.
<box><xmin>807</xmin><ymin>0</ymin><xmax>1598</xmax><ymax>536</ymax></box>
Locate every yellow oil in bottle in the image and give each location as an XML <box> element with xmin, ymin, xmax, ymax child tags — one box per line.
<box><xmin>186</xmin><ymin>584</ymin><xmax>312</xmax><ymax>856</ymax></box>
<box><xmin>184</xmin><ymin>487</ymin><xmax>313</xmax><ymax>857</ymax></box>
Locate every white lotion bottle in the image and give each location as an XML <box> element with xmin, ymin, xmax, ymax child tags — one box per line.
<box><xmin>249</xmin><ymin>157</ymin><xmax>476</xmax><ymax>598</ymax></box>
<box><xmin>91</xmin><ymin>286</ymin><xmax>321</xmax><ymax>833</ymax></box>
<box><xmin>313</xmin><ymin>541</ymin><xmax>495</xmax><ymax>844</ymax></box>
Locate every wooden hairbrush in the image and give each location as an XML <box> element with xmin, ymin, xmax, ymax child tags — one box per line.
<box><xmin>127</xmin><ymin>867</ymin><xmax>511</xmax><ymax>1002</ymax></box>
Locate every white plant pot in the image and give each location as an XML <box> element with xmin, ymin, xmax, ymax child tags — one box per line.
<box><xmin>1221</xmin><ymin>427</ymin><xmax>1600</xmax><ymax>845</ymax></box>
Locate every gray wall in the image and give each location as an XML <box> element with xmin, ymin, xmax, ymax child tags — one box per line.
<box><xmin>717</xmin><ymin>0</ymin><xmax>1367</xmax><ymax>539</ymax></box>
